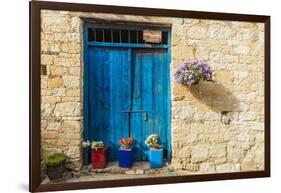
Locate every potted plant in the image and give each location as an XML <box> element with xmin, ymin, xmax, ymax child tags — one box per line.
<box><xmin>118</xmin><ymin>137</ymin><xmax>134</xmax><ymax>168</ymax></box>
<box><xmin>82</xmin><ymin>140</ymin><xmax>108</xmax><ymax>169</ymax></box>
<box><xmin>44</xmin><ymin>152</ymin><xmax>66</xmax><ymax>180</ymax></box>
<box><xmin>174</xmin><ymin>60</ymin><xmax>213</xmax><ymax>86</ymax></box>
<box><xmin>145</xmin><ymin>134</ymin><xmax>163</xmax><ymax>168</ymax></box>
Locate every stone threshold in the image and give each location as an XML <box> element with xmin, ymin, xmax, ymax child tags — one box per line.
<box><xmin>41</xmin><ymin>161</ymin><xmax>202</xmax><ymax>184</ymax></box>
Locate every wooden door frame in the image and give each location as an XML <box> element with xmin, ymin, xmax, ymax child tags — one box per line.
<box><xmin>83</xmin><ymin>22</ymin><xmax>172</xmax><ymax>165</ymax></box>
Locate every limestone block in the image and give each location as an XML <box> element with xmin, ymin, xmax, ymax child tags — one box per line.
<box><xmin>190</xmin><ymin>122</ymin><xmax>206</xmax><ymax>134</ymax></box>
<box><xmin>207</xmin><ymin>24</ymin><xmax>234</xmax><ymax>40</ymax></box>
<box><xmin>41</xmin><ymin>54</ymin><xmax>53</xmax><ymax>65</ymax></box>
<box><xmin>204</xmin><ymin>112</ymin><xmax>221</xmax><ymax>121</ymax></box>
<box><xmin>47</xmin><ymin>77</ymin><xmax>63</xmax><ymax>88</ymax></box>
<box><xmin>232</xmin><ymin>22</ymin><xmax>257</xmax><ymax>29</ymax></box>
<box><xmin>41</xmin><ymin>104</ymin><xmax>55</xmax><ymax>118</ymax></box>
<box><xmin>233</xmin><ymin>92</ymin><xmax>256</xmax><ymax>102</ymax></box>
<box><xmin>66</xmin><ymin>146</ymin><xmax>81</xmax><ymax>159</ymax></box>
<box><xmin>239</xmin><ymin>112</ymin><xmax>257</xmax><ymax>122</ymax></box>
<box><xmin>184</xmin><ymin>163</ymin><xmax>199</xmax><ymax>171</ymax></box>
<box><xmin>214</xmin><ymin>71</ymin><xmax>234</xmax><ymax>82</ymax></box>
<box><xmin>193</xmin><ymin>112</ymin><xmax>205</xmax><ymax>121</ymax></box>
<box><xmin>41</xmin><ymin>41</ymin><xmax>60</xmax><ymax>53</ymax></box>
<box><xmin>258</xmin><ymin>32</ymin><xmax>264</xmax><ymax>42</ymax></box>
<box><xmin>171</xmin><ymin>160</ymin><xmax>184</xmax><ymax>170</ymax></box>
<box><xmin>52</xmin><ymin>88</ymin><xmax>66</xmax><ymax>96</ymax></box>
<box><xmin>68</xmin><ymin>67</ymin><xmax>81</xmax><ymax>76</ymax></box>
<box><xmin>222</xmin><ymin>54</ymin><xmax>238</xmax><ymax>63</ymax></box>
<box><xmin>227</xmin><ymin>145</ymin><xmax>245</xmax><ymax>162</ymax></box>
<box><xmin>216</xmin><ymin>163</ymin><xmax>236</xmax><ymax>172</ymax></box>
<box><xmin>187</xmin><ymin>26</ymin><xmax>207</xmax><ymax>40</ymax></box>
<box><xmin>46</xmin><ymin>122</ymin><xmax>61</xmax><ymax>131</ymax></box>
<box><xmin>209</xmin><ymin>145</ymin><xmax>226</xmax><ymax>159</ymax></box>
<box><xmin>66</xmin><ymin>88</ymin><xmax>81</xmax><ymax>97</ymax></box>
<box><xmin>61</xmin><ymin>42</ymin><xmax>81</xmax><ymax>54</ymax></box>
<box><xmin>41</xmin><ymin>14</ymin><xmax>71</xmax><ymax>33</ymax></box>
<box><xmin>41</xmin><ymin>131</ymin><xmax>59</xmax><ymax>139</ymax></box>
<box><xmin>69</xmin><ymin>139</ymin><xmax>82</xmax><ymax>146</ymax></box>
<box><xmin>242</xmin><ymin>29</ymin><xmax>259</xmax><ymax>42</ymax></box>
<box><xmin>195</xmin><ymin>46</ymin><xmax>209</xmax><ymax>60</ymax></box>
<box><xmin>209</xmin><ymin>51</ymin><xmax>222</xmax><ymax>63</ymax></box>
<box><xmin>54</xmin><ymin>102</ymin><xmax>80</xmax><ymax>117</ymax></box>
<box><xmin>173</xmin><ymin>105</ymin><xmax>194</xmax><ymax>120</ymax></box>
<box><xmin>186</xmin><ymin>133</ymin><xmax>198</xmax><ymax>144</ymax></box>
<box><xmin>172</xmin><ymin>23</ymin><xmax>186</xmax><ymax>35</ymax></box>
<box><xmin>183</xmin><ymin>18</ymin><xmax>199</xmax><ymax>24</ymax></box>
<box><xmin>191</xmin><ymin>145</ymin><xmax>209</xmax><ymax>163</ymax></box>
<box><xmin>63</xmin><ymin>76</ymin><xmax>80</xmax><ymax>88</ymax></box>
<box><xmin>236</xmin><ymin>133</ymin><xmax>255</xmax><ymax>143</ymax></box>
<box><xmin>172</xmin><ymin>46</ymin><xmax>194</xmax><ymax>60</ymax></box>
<box><xmin>42</xmin><ymin>96</ymin><xmax>61</xmax><ymax>104</ymax></box>
<box><xmin>241</xmin><ymin>158</ymin><xmax>256</xmax><ymax>171</ymax></box>
<box><xmin>70</xmin><ymin>17</ymin><xmax>82</xmax><ymax>32</ymax></box>
<box><xmin>234</xmin><ymin>45</ymin><xmax>250</xmax><ymax>55</ymax></box>
<box><xmin>199</xmin><ymin>163</ymin><xmax>215</xmax><ymax>173</ymax></box>
<box><xmin>41</xmin><ymin>76</ymin><xmax>48</xmax><ymax>89</ymax></box>
<box><xmin>41</xmin><ymin>120</ymin><xmax>47</xmax><ymax>130</ymax></box>
<box><xmin>62</xmin><ymin>120</ymin><xmax>81</xmax><ymax>130</ymax></box>
<box><xmin>54</xmin><ymin>57</ymin><xmax>80</xmax><ymax>67</ymax></box>
<box><xmin>233</xmin><ymin>71</ymin><xmax>249</xmax><ymax>80</ymax></box>
<box><xmin>50</xmin><ymin>66</ymin><xmax>69</xmax><ymax>76</ymax></box>
<box><xmin>54</xmin><ymin>33</ymin><xmax>81</xmax><ymax>42</ymax></box>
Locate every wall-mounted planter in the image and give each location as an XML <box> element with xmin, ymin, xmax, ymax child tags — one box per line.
<box><xmin>118</xmin><ymin>148</ymin><xmax>134</xmax><ymax>168</ymax></box>
<box><xmin>91</xmin><ymin>147</ymin><xmax>108</xmax><ymax>169</ymax></box>
<box><xmin>149</xmin><ymin>148</ymin><xmax>163</xmax><ymax>168</ymax></box>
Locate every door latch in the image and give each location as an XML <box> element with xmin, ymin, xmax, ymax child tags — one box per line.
<box><xmin>121</xmin><ymin>110</ymin><xmax>148</xmax><ymax>121</ymax></box>
<box><xmin>143</xmin><ymin>112</ymin><xmax>148</xmax><ymax>121</ymax></box>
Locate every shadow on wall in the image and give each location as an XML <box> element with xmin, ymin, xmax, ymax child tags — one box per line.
<box><xmin>188</xmin><ymin>81</ymin><xmax>241</xmax><ymax>112</ymax></box>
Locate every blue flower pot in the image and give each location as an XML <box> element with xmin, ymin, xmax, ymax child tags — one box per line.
<box><xmin>149</xmin><ymin>148</ymin><xmax>163</xmax><ymax>168</ymax></box>
<box><xmin>118</xmin><ymin>148</ymin><xmax>134</xmax><ymax>168</ymax></box>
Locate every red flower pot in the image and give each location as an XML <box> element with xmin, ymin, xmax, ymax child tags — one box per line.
<box><xmin>91</xmin><ymin>147</ymin><xmax>108</xmax><ymax>169</ymax></box>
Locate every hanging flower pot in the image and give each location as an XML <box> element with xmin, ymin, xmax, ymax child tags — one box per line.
<box><xmin>118</xmin><ymin>137</ymin><xmax>134</xmax><ymax>168</ymax></box>
<box><xmin>174</xmin><ymin>60</ymin><xmax>213</xmax><ymax>86</ymax></box>
<box><xmin>145</xmin><ymin>134</ymin><xmax>163</xmax><ymax>168</ymax></box>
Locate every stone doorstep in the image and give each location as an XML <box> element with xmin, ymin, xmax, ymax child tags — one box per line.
<box><xmin>42</xmin><ymin>161</ymin><xmax>176</xmax><ymax>184</ymax></box>
<box><xmin>88</xmin><ymin>161</ymin><xmax>173</xmax><ymax>175</ymax></box>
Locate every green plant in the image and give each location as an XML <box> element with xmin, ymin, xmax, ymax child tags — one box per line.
<box><xmin>145</xmin><ymin>134</ymin><xmax>161</xmax><ymax>149</ymax></box>
<box><xmin>44</xmin><ymin>153</ymin><xmax>66</xmax><ymax>167</ymax></box>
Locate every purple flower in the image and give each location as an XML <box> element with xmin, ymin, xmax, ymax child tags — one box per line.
<box><xmin>173</xmin><ymin>60</ymin><xmax>212</xmax><ymax>86</ymax></box>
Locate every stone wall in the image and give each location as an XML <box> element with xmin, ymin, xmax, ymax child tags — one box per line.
<box><xmin>40</xmin><ymin>10</ymin><xmax>264</xmax><ymax>172</ymax></box>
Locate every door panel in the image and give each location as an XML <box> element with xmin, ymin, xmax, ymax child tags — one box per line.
<box><xmin>131</xmin><ymin>49</ymin><xmax>168</xmax><ymax>160</ymax></box>
<box><xmin>89</xmin><ymin>47</ymin><xmax>131</xmax><ymax>161</ymax></box>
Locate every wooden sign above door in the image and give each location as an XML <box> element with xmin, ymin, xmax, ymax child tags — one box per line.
<box><xmin>143</xmin><ymin>30</ymin><xmax>162</xmax><ymax>43</ymax></box>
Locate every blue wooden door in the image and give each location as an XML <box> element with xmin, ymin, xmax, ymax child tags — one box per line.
<box><xmin>88</xmin><ymin>47</ymin><xmax>131</xmax><ymax>161</ymax></box>
<box><xmin>87</xmin><ymin>47</ymin><xmax>170</xmax><ymax>162</ymax></box>
<box><xmin>131</xmin><ymin>49</ymin><xmax>169</xmax><ymax>161</ymax></box>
